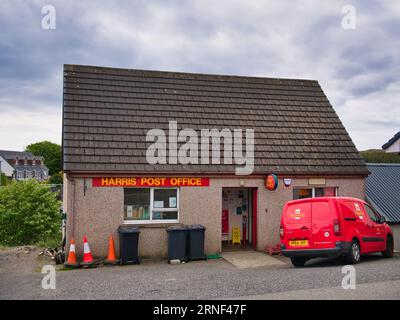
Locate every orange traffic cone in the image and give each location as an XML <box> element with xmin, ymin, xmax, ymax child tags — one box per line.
<box><xmin>64</xmin><ymin>238</ymin><xmax>80</xmax><ymax>267</ymax></box>
<box><xmin>104</xmin><ymin>235</ymin><xmax>119</xmax><ymax>265</ymax></box>
<box><xmin>81</xmin><ymin>235</ymin><xmax>95</xmax><ymax>266</ymax></box>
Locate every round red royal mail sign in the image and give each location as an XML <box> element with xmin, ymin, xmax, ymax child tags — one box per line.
<box><xmin>265</xmin><ymin>174</ymin><xmax>278</xmax><ymax>191</ymax></box>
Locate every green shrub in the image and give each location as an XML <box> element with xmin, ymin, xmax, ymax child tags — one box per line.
<box><xmin>0</xmin><ymin>173</ymin><xmax>8</xmax><ymax>186</ymax></box>
<box><xmin>0</xmin><ymin>180</ymin><xmax>61</xmax><ymax>246</ymax></box>
<box><xmin>360</xmin><ymin>149</ymin><xmax>400</xmax><ymax>163</ymax></box>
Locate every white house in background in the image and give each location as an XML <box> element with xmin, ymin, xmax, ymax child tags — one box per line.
<box><xmin>0</xmin><ymin>155</ymin><xmax>14</xmax><ymax>177</ymax></box>
<box><xmin>0</xmin><ymin>150</ymin><xmax>49</xmax><ymax>181</ymax></box>
<box><xmin>382</xmin><ymin>131</ymin><xmax>400</xmax><ymax>153</ymax></box>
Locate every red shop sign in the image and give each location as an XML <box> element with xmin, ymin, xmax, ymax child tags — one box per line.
<box><xmin>92</xmin><ymin>177</ymin><xmax>210</xmax><ymax>187</ymax></box>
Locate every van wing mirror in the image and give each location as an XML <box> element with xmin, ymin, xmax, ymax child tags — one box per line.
<box><xmin>379</xmin><ymin>216</ymin><xmax>386</xmax><ymax>224</ymax></box>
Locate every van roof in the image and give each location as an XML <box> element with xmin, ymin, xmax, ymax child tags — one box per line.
<box><xmin>286</xmin><ymin>196</ymin><xmax>364</xmax><ymax>206</ymax></box>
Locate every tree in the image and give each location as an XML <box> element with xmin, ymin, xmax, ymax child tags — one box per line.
<box><xmin>49</xmin><ymin>172</ymin><xmax>63</xmax><ymax>184</ymax></box>
<box><xmin>0</xmin><ymin>180</ymin><xmax>61</xmax><ymax>246</ymax></box>
<box><xmin>25</xmin><ymin>141</ymin><xmax>61</xmax><ymax>175</ymax></box>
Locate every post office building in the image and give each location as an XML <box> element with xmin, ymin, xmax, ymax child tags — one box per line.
<box><xmin>62</xmin><ymin>64</ymin><xmax>368</xmax><ymax>258</ymax></box>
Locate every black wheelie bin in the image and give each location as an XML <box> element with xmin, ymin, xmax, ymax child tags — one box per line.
<box><xmin>187</xmin><ymin>225</ymin><xmax>206</xmax><ymax>261</ymax></box>
<box><xmin>118</xmin><ymin>226</ymin><xmax>140</xmax><ymax>265</ymax></box>
<box><xmin>166</xmin><ymin>226</ymin><xmax>188</xmax><ymax>262</ymax></box>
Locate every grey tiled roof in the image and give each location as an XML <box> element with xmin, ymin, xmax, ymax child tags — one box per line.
<box><xmin>62</xmin><ymin>64</ymin><xmax>368</xmax><ymax>175</ymax></box>
<box><xmin>382</xmin><ymin>131</ymin><xmax>400</xmax><ymax>149</ymax></box>
<box><xmin>0</xmin><ymin>150</ymin><xmax>48</xmax><ymax>177</ymax></box>
<box><xmin>366</xmin><ymin>164</ymin><xmax>400</xmax><ymax>223</ymax></box>
<box><xmin>0</xmin><ymin>150</ymin><xmax>34</xmax><ymax>159</ymax></box>
<box><xmin>0</xmin><ymin>150</ymin><xmax>44</xmax><ymax>161</ymax></box>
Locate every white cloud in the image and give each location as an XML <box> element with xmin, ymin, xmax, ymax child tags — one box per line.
<box><xmin>0</xmin><ymin>108</ymin><xmax>61</xmax><ymax>150</ymax></box>
<box><xmin>338</xmin><ymin>80</ymin><xmax>400</xmax><ymax>150</ymax></box>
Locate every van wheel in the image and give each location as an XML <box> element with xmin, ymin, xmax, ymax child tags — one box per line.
<box><xmin>346</xmin><ymin>239</ymin><xmax>361</xmax><ymax>264</ymax></box>
<box><xmin>290</xmin><ymin>257</ymin><xmax>307</xmax><ymax>267</ymax></box>
<box><xmin>382</xmin><ymin>236</ymin><xmax>394</xmax><ymax>258</ymax></box>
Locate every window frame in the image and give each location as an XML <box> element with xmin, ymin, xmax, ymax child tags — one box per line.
<box><xmin>16</xmin><ymin>170</ymin><xmax>23</xmax><ymax>179</ymax></box>
<box><xmin>25</xmin><ymin>170</ymin><xmax>32</xmax><ymax>179</ymax></box>
<box><xmin>123</xmin><ymin>187</ymin><xmax>179</xmax><ymax>225</ymax></box>
<box><xmin>293</xmin><ymin>187</ymin><xmax>338</xmax><ymax>200</ymax></box>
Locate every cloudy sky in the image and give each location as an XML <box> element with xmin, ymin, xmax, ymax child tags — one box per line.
<box><xmin>0</xmin><ymin>0</ymin><xmax>399</xmax><ymax>151</ymax></box>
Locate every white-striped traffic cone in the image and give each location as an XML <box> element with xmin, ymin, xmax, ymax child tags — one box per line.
<box><xmin>64</xmin><ymin>238</ymin><xmax>80</xmax><ymax>267</ymax></box>
<box><xmin>81</xmin><ymin>236</ymin><xmax>95</xmax><ymax>266</ymax></box>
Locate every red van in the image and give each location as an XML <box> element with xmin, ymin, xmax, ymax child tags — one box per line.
<box><xmin>280</xmin><ymin>197</ymin><xmax>393</xmax><ymax>267</ymax></box>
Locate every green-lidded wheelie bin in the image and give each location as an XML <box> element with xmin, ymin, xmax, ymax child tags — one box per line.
<box><xmin>118</xmin><ymin>226</ymin><xmax>140</xmax><ymax>265</ymax></box>
<box><xmin>187</xmin><ymin>225</ymin><xmax>207</xmax><ymax>261</ymax></box>
<box><xmin>166</xmin><ymin>226</ymin><xmax>188</xmax><ymax>262</ymax></box>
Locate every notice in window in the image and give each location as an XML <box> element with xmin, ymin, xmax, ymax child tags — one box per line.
<box><xmin>169</xmin><ymin>197</ymin><xmax>177</xmax><ymax>208</ymax></box>
<box><xmin>153</xmin><ymin>201</ymin><xmax>164</xmax><ymax>208</ymax></box>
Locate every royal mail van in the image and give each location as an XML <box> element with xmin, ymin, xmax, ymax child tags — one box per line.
<box><xmin>280</xmin><ymin>197</ymin><xmax>393</xmax><ymax>267</ymax></box>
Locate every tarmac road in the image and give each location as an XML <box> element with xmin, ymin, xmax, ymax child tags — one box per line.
<box><xmin>0</xmin><ymin>250</ymin><xmax>399</xmax><ymax>300</ymax></box>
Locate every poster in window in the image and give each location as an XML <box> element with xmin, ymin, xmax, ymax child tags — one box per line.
<box><xmin>169</xmin><ymin>197</ymin><xmax>177</xmax><ymax>208</ymax></box>
<box><xmin>127</xmin><ymin>206</ymin><xmax>133</xmax><ymax>218</ymax></box>
<box><xmin>132</xmin><ymin>207</ymin><xmax>140</xmax><ymax>219</ymax></box>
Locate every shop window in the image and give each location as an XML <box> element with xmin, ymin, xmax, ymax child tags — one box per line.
<box><xmin>293</xmin><ymin>188</ymin><xmax>312</xmax><ymax>199</ymax></box>
<box><xmin>315</xmin><ymin>187</ymin><xmax>337</xmax><ymax>197</ymax></box>
<box><xmin>124</xmin><ymin>189</ymin><xmax>150</xmax><ymax>221</ymax></box>
<box><xmin>124</xmin><ymin>188</ymin><xmax>178</xmax><ymax>223</ymax></box>
<box><xmin>314</xmin><ymin>187</ymin><xmax>324</xmax><ymax>197</ymax></box>
<box><xmin>293</xmin><ymin>187</ymin><xmax>337</xmax><ymax>200</ymax></box>
<box><xmin>152</xmin><ymin>189</ymin><xmax>178</xmax><ymax>220</ymax></box>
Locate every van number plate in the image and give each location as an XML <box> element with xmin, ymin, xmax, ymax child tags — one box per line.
<box><xmin>289</xmin><ymin>240</ymin><xmax>309</xmax><ymax>247</ymax></box>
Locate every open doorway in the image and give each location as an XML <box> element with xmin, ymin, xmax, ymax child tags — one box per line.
<box><xmin>221</xmin><ymin>187</ymin><xmax>257</xmax><ymax>251</ymax></box>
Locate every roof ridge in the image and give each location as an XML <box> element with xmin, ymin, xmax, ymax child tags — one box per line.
<box><xmin>64</xmin><ymin>64</ymin><xmax>320</xmax><ymax>84</ymax></box>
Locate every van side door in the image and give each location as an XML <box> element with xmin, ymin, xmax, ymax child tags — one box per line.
<box><xmin>339</xmin><ymin>200</ymin><xmax>374</xmax><ymax>253</ymax></box>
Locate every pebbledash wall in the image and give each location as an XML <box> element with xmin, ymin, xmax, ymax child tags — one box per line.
<box><xmin>64</xmin><ymin>175</ymin><xmax>365</xmax><ymax>258</ymax></box>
